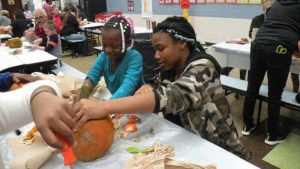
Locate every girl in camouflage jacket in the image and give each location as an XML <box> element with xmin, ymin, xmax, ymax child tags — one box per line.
<box><xmin>74</xmin><ymin>16</ymin><xmax>251</xmax><ymax>160</ymax></box>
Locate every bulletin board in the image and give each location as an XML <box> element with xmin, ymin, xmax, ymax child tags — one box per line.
<box><xmin>159</xmin><ymin>0</ymin><xmax>261</xmax><ymax>4</ymax></box>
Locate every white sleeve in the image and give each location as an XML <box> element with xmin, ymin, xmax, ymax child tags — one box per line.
<box><xmin>0</xmin><ymin>80</ymin><xmax>61</xmax><ymax>135</ymax></box>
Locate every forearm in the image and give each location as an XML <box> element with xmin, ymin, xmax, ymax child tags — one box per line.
<box><xmin>0</xmin><ymin>80</ymin><xmax>61</xmax><ymax>134</ymax></box>
<box><xmin>104</xmin><ymin>92</ymin><xmax>156</xmax><ymax>115</ymax></box>
<box><xmin>36</xmin><ymin>45</ymin><xmax>45</xmax><ymax>50</ymax></box>
<box><xmin>79</xmin><ymin>78</ymin><xmax>95</xmax><ymax>99</ymax></box>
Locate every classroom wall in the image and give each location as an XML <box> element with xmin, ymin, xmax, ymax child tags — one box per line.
<box><xmin>107</xmin><ymin>0</ymin><xmax>262</xmax><ymax>43</ymax></box>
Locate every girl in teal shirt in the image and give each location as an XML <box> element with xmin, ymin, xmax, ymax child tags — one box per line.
<box><xmin>81</xmin><ymin>16</ymin><xmax>144</xmax><ymax>99</ymax></box>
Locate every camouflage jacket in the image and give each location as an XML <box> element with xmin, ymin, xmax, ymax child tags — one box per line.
<box><xmin>152</xmin><ymin>52</ymin><xmax>251</xmax><ymax>160</ymax></box>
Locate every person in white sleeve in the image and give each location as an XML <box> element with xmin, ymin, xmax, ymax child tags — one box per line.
<box><xmin>0</xmin><ymin>80</ymin><xmax>76</xmax><ymax>169</ymax></box>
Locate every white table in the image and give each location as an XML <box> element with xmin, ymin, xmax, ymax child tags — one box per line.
<box><xmin>79</xmin><ymin>22</ymin><xmax>104</xmax><ymax>35</ymax></box>
<box><xmin>207</xmin><ymin>42</ymin><xmax>300</xmax><ymax>74</ymax></box>
<box><xmin>0</xmin><ymin>45</ymin><xmax>58</xmax><ymax>72</ymax></box>
<box><xmin>0</xmin><ymin>34</ymin><xmax>12</xmax><ymax>41</ymax></box>
<box><xmin>0</xmin><ymin>64</ymin><xmax>259</xmax><ymax>169</ymax></box>
<box><xmin>79</xmin><ymin>22</ymin><xmax>104</xmax><ymax>31</ymax></box>
<box><xmin>1</xmin><ymin>113</ymin><xmax>259</xmax><ymax>169</ymax></box>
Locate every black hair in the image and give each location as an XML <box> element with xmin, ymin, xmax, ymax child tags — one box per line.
<box><xmin>24</xmin><ymin>4</ymin><xmax>28</xmax><ymax>10</ymax></box>
<box><xmin>153</xmin><ymin>16</ymin><xmax>222</xmax><ymax>75</ymax></box>
<box><xmin>76</xmin><ymin>5</ymin><xmax>82</xmax><ymax>11</ymax></box>
<box><xmin>103</xmin><ymin>16</ymin><xmax>133</xmax><ymax>51</ymax></box>
<box><xmin>153</xmin><ymin>16</ymin><xmax>205</xmax><ymax>52</ymax></box>
<box><xmin>14</xmin><ymin>9</ymin><xmax>26</xmax><ymax>20</ymax></box>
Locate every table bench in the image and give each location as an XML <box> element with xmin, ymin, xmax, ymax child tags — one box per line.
<box><xmin>220</xmin><ymin>75</ymin><xmax>300</xmax><ymax>130</ymax></box>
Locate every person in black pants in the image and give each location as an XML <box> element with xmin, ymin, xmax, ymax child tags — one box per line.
<box><xmin>249</xmin><ymin>0</ymin><xmax>299</xmax><ymax>93</ymax></box>
<box><xmin>222</xmin><ymin>0</ymin><xmax>273</xmax><ymax>98</ymax></box>
<box><xmin>242</xmin><ymin>0</ymin><xmax>300</xmax><ymax>145</ymax></box>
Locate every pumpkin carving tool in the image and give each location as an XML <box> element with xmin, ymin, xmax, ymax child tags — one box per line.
<box><xmin>56</xmin><ymin>135</ymin><xmax>77</xmax><ymax>168</ymax></box>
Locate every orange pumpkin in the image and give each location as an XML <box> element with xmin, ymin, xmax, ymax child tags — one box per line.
<box><xmin>10</xmin><ymin>83</ymin><xmax>24</xmax><ymax>90</ymax></box>
<box><xmin>8</xmin><ymin>37</ymin><xmax>23</xmax><ymax>48</ymax></box>
<box><xmin>72</xmin><ymin>116</ymin><xmax>115</xmax><ymax>162</ymax></box>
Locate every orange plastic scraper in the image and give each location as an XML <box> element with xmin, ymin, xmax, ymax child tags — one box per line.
<box><xmin>56</xmin><ymin>135</ymin><xmax>77</xmax><ymax>166</ymax></box>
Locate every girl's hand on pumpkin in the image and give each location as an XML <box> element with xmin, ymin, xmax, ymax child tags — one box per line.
<box><xmin>31</xmin><ymin>87</ymin><xmax>76</xmax><ymax>149</ymax></box>
<box><xmin>73</xmin><ymin>98</ymin><xmax>108</xmax><ymax>131</ymax></box>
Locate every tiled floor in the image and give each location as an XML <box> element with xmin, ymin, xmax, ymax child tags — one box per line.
<box><xmin>62</xmin><ymin>53</ymin><xmax>300</xmax><ymax>169</ymax></box>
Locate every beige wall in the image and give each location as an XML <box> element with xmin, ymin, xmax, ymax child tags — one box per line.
<box><xmin>125</xmin><ymin>14</ymin><xmax>252</xmax><ymax>44</ymax></box>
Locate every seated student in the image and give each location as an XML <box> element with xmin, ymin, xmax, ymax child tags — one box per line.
<box><xmin>74</xmin><ymin>16</ymin><xmax>251</xmax><ymax>160</ymax></box>
<box><xmin>0</xmin><ymin>9</ymin><xmax>28</xmax><ymax>37</ymax></box>
<box><xmin>30</xmin><ymin>20</ymin><xmax>62</xmax><ymax>64</ymax></box>
<box><xmin>0</xmin><ymin>10</ymin><xmax>11</xmax><ymax>27</ymax></box>
<box><xmin>61</xmin><ymin>5</ymin><xmax>86</xmax><ymax>41</ymax></box>
<box><xmin>79</xmin><ymin>15</ymin><xmax>144</xmax><ymax>99</ymax></box>
<box><xmin>0</xmin><ymin>80</ymin><xmax>76</xmax><ymax>169</ymax></box>
<box><xmin>0</xmin><ymin>72</ymin><xmax>38</xmax><ymax>92</ymax></box>
<box><xmin>23</xmin><ymin>9</ymin><xmax>48</xmax><ymax>46</ymax></box>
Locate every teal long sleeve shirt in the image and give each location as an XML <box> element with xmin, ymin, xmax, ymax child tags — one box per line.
<box><xmin>86</xmin><ymin>49</ymin><xmax>144</xmax><ymax>99</ymax></box>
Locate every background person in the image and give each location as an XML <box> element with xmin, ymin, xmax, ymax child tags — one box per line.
<box><xmin>249</xmin><ymin>0</ymin><xmax>299</xmax><ymax>93</ymax></box>
<box><xmin>52</xmin><ymin>5</ymin><xmax>62</xmax><ymax>33</ymax></box>
<box><xmin>242</xmin><ymin>0</ymin><xmax>300</xmax><ymax>145</ymax></box>
<box><xmin>0</xmin><ymin>10</ymin><xmax>11</xmax><ymax>27</ymax></box>
<box><xmin>0</xmin><ymin>9</ymin><xmax>28</xmax><ymax>37</ymax></box>
<box><xmin>61</xmin><ymin>5</ymin><xmax>86</xmax><ymax>41</ymax></box>
<box><xmin>23</xmin><ymin>4</ymin><xmax>33</xmax><ymax>27</ymax></box>
<box><xmin>43</xmin><ymin>0</ymin><xmax>53</xmax><ymax>19</ymax></box>
<box><xmin>30</xmin><ymin>20</ymin><xmax>62</xmax><ymax>64</ymax></box>
<box><xmin>24</xmin><ymin>9</ymin><xmax>48</xmax><ymax>46</ymax></box>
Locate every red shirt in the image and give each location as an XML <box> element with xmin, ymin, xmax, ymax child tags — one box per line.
<box><xmin>52</xmin><ymin>14</ymin><xmax>62</xmax><ymax>33</ymax></box>
<box><xmin>34</xmin><ymin>22</ymin><xmax>47</xmax><ymax>46</ymax></box>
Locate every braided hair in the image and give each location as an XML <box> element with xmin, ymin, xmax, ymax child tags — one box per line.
<box><xmin>153</xmin><ymin>16</ymin><xmax>221</xmax><ymax>74</ymax></box>
<box><xmin>153</xmin><ymin>16</ymin><xmax>205</xmax><ymax>52</ymax></box>
<box><xmin>102</xmin><ymin>16</ymin><xmax>134</xmax><ymax>53</ymax></box>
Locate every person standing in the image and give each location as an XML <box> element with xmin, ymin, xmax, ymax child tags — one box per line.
<box><xmin>23</xmin><ymin>4</ymin><xmax>33</xmax><ymax>27</ymax></box>
<box><xmin>43</xmin><ymin>0</ymin><xmax>53</xmax><ymax>19</ymax></box>
<box><xmin>242</xmin><ymin>0</ymin><xmax>300</xmax><ymax>145</ymax></box>
<box><xmin>249</xmin><ymin>0</ymin><xmax>299</xmax><ymax>93</ymax></box>
<box><xmin>23</xmin><ymin>9</ymin><xmax>48</xmax><ymax>46</ymax></box>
